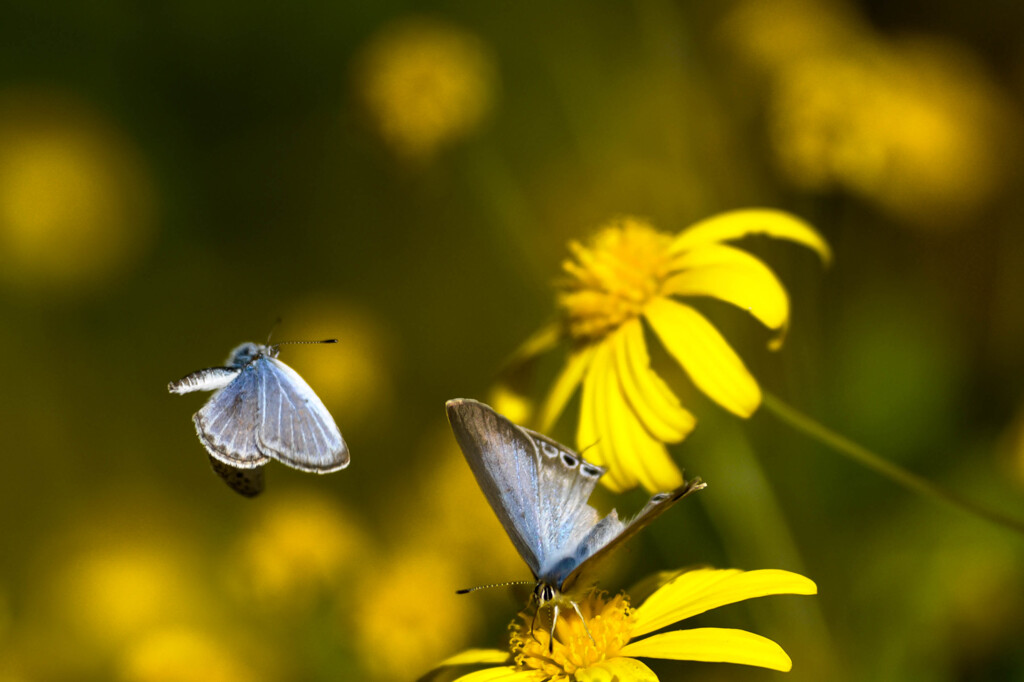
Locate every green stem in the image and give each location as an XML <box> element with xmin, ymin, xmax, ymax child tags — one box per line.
<box><xmin>762</xmin><ymin>392</ymin><xmax>1024</xmax><ymax>535</ymax></box>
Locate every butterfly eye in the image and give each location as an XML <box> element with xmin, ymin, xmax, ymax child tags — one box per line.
<box><xmin>560</xmin><ymin>453</ymin><xmax>578</xmax><ymax>468</ymax></box>
<box><xmin>541</xmin><ymin>442</ymin><xmax>559</xmax><ymax>458</ymax></box>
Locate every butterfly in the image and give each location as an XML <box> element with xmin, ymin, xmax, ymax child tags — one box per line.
<box><xmin>169</xmin><ymin>340</ymin><xmax>349</xmax><ymax>496</ymax></box>
<box><xmin>446</xmin><ymin>398</ymin><xmax>704</xmax><ymax>645</ymax></box>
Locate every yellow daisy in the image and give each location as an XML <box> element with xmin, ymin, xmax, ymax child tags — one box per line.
<box><xmin>506</xmin><ymin>210</ymin><xmax>829</xmax><ymax>493</ymax></box>
<box><xmin>354</xmin><ymin>17</ymin><xmax>496</xmax><ymax>161</ymax></box>
<box><xmin>431</xmin><ymin>567</ymin><xmax>817</xmax><ymax>681</ymax></box>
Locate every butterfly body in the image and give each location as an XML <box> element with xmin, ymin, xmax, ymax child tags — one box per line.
<box><xmin>170</xmin><ymin>341</ymin><xmax>349</xmax><ymax>496</ymax></box>
<box><xmin>446</xmin><ymin>398</ymin><xmax>704</xmax><ymax>608</ymax></box>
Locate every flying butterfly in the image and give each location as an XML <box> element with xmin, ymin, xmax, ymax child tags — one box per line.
<box><xmin>169</xmin><ymin>339</ymin><xmax>349</xmax><ymax>496</ymax></box>
<box><xmin>445</xmin><ymin>398</ymin><xmax>704</xmax><ymax>646</ymax></box>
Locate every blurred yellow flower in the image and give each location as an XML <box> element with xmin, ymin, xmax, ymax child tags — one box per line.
<box><xmin>0</xmin><ymin>89</ymin><xmax>156</xmax><ymax>292</ymax></box>
<box><xmin>722</xmin><ymin>0</ymin><xmax>1013</xmax><ymax>228</ymax></box>
<box><xmin>282</xmin><ymin>298</ymin><xmax>395</xmax><ymax>427</ymax></box>
<box><xmin>355</xmin><ymin>17</ymin><xmax>496</xmax><ymax>160</ymax></box>
<box><xmin>769</xmin><ymin>41</ymin><xmax>1009</xmax><ymax>226</ymax></box>
<box><xmin>719</xmin><ymin>0</ymin><xmax>863</xmax><ymax>73</ymax></box>
<box><xmin>352</xmin><ymin>548</ymin><xmax>480</xmax><ymax>681</ymax></box>
<box><xmin>118</xmin><ymin>627</ymin><xmax>257</xmax><ymax>682</ymax></box>
<box><xmin>228</xmin><ymin>490</ymin><xmax>363</xmax><ymax>611</ymax></box>
<box><xmin>396</xmin><ymin>432</ymin><xmax>526</xmax><ymax>582</ymax></box>
<box><xmin>51</xmin><ymin>541</ymin><xmax>202</xmax><ymax>649</ymax></box>
<box><xmin>513</xmin><ymin>210</ymin><xmax>828</xmax><ymax>492</ymax></box>
<box><xmin>431</xmin><ymin>567</ymin><xmax>817</xmax><ymax>681</ymax></box>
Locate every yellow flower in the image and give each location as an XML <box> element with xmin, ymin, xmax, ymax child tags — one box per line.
<box><xmin>431</xmin><ymin>567</ymin><xmax>817</xmax><ymax>681</ymax></box>
<box><xmin>514</xmin><ymin>210</ymin><xmax>828</xmax><ymax>492</ymax></box>
<box><xmin>280</xmin><ymin>297</ymin><xmax>395</xmax><ymax>427</ymax></box>
<box><xmin>353</xmin><ymin>548</ymin><xmax>481</xmax><ymax>681</ymax></box>
<box><xmin>227</xmin><ymin>490</ymin><xmax>363</xmax><ymax>611</ymax></box>
<box><xmin>354</xmin><ymin>17</ymin><xmax>496</xmax><ymax>160</ymax></box>
<box><xmin>117</xmin><ymin>626</ymin><xmax>259</xmax><ymax>682</ymax></box>
<box><xmin>768</xmin><ymin>42</ymin><xmax>1009</xmax><ymax>227</ymax></box>
<box><xmin>0</xmin><ymin>88</ymin><xmax>156</xmax><ymax>293</ymax></box>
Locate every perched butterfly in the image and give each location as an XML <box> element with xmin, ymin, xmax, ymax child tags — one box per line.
<box><xmin>169</xmin><ymin>340</ymin><xmax>349</xmax><ymax>496</ymax></box>
<box><xmin>446</xmin><ymin>398</ymin><xmax>704</xmax><ymax>645</ymax></box>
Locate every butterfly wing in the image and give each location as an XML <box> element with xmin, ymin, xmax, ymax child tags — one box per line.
<box><xmin>520</xmin><ymin>426</ymin><xmax>608</xmax><ymax>577</ymax></box>
<box><xmin>446</xmin><ymin>399</ymin><xmax>605</xmax><ymax>579</ymax></box>
<box><xmin>168</xmin><ymin>367</ymin><xmax>240</xmax><ymax>395</ymax></box>
<box><xmin>207</xmin><ymin>455</ymin><xmax>266</xmax><ymax>497</ymax></box>
<box><xmin>255</xmin><ymin>357</ymin><xmax>349</xmax><ymax>473</ymax></box>
<box><xmin>557</xmin><ymin>478</ymin><xmax>706</xmax><ymax>590</ymax></box>
<box><xmin>193</xmin><ymin>366</ymin><xmax>270</xmax><ymax>467</ymax></box>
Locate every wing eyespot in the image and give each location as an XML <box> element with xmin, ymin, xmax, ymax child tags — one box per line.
<box><xmin>540</xmin><ymin>441</ymin><xmax>559</xmax><ymax>458</ymax></box>
<box><xmin>580</xmin><ymin>464</ymin><xmax>602</xmax><ymax>478</ymax></box>
<box><xmin>560</xmin><ymin>453</ymin><xmax>578</xmax><ymax>468</ymax></box>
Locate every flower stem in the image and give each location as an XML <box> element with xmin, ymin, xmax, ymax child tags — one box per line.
<box><xmin>762</xmin><ymin>392</ymin><xmax>1024</xmax><ymax>535</ymax></box>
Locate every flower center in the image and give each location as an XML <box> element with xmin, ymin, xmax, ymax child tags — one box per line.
<box><xmin>558</xmin><ymin>218</ymin><xmax>674</xmax><ymax>343</ymax></box>
<box><xmin>510</xmin><ymin>593</ymin><xmax>636</xmax><ymax>680</ymax></box>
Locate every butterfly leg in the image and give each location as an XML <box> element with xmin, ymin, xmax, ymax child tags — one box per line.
<box><xmin>548</xmin><ymin>603</ymin><xmax>560</xmax><ymax>653</ymax></box>
<box><xmin>571</xmin><ymin>600</ymin><xmax>596</xmax><ymax>645</ymax></box>
<box><xmin>529</xmin><ymin>606</ymin><xmax>541</xmax><ymax>645</ymax></box>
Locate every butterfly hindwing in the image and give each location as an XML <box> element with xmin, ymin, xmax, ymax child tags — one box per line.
<box><xmin>521</xmin><ymin>427</ymin><xmax>606</xmax><ymax>578</ymax></box>
<box><xmin>560</xmin><ymin>479</ymin><xmax>706</xmax><ymax>589</ymax></box>
<box><xmin>256</xmin><ymin>356</ymin><xmax>349</xmax><ymax>473</ymax></box>
<box><xmin>193</xmin><ymin>365</ymin><xmax>269</xmax><ymax>467</ymax></box>
<box><xmin>208</xmin><ymin>455</ymin><xmax>266</xmax><ymax>497</ymax></box>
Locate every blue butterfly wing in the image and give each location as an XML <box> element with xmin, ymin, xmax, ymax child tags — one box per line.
<box><xmin>207</xmin><ymin>455</ymin><xmax>266</xmax><ymax>497</ymax></box>
<box><xmin>446</xmin><ymin>399</ymin><xmax>607</xmax><ymax>580</ymax></box>
<box><xmin>255</xmin><ymin>357</ymin><xmax>349</xmax><ymax>473</ymax></box>
<box><xmin>557</xmin><ymin>478</ymin><xmax>705</xmax><ymax>590</ymax></box>
<box><xmin>447</xmin><ymin>399</ymin><xmax>547</xmax><ymax>576</ymax></box>
<box><xmin>193</xmin><ymin>365</ymin><xmax>270</xmax><ymax>467</ymax></box>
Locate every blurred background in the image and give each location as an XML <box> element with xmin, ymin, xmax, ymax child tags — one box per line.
<box><xmin>0</xmin><ymin>0</ymin><xmax>1022</xmax><ymax>680</ymax></box>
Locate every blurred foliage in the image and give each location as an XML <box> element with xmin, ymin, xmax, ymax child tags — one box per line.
<box><xmin>0</xmin><ymin>0</ymin><xmax>1022</xmax><ymax>681</ymax></box>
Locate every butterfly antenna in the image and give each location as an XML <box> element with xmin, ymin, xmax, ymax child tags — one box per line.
<box><xmin>271</xmin><ymin>339</ymin><xmax>339</xmax><ymax>354</ymax></box>
<box><xmin>455</xmin><ymin>580</ymin><xmax>534</xmax><ymax>595</ymax></box>
<box><xmin>275</xmin><ymin>339</ymin><xmax>339</xmax><ymax>346</ymax></box>
<box><xmin>578</xmin><ymin>438</ymin><xmax>601</xmax><ymax>456</ymax></box>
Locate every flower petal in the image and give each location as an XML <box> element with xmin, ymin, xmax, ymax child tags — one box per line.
<box><xmin>644</xmin><ymin>298</ymin><xmax>761</xmax><ymax>417</ymax></box>
<box><xmin>451</xmin><ymin>665</ymin><xmax>542</xmax><ymax>681</ymax></box>
<box><xmin>612</xmin><ymin>320</ymin><xmax>696</xmax><ymax>443</ymax></box>
<box><xmin>437</xmin><ymin>649</ymin><xmax>513</xmax><ymax>667</ymax></box>
<box><xmin>488</xmin><ymin>384</ymin><xmax>534</xmax><ymax>426</ymax></box>
<box><xmin>669</xmin><ymin>208</ymin><xmax>831</xmax><ymax>265</ymax></box>
<box><xmin>620</xmin><ymin>627</ymin><xmax>793</xmax><ymax>672</ymax></box>
<box><xmin>632</xmin><ymin>568</ymin><xmax>818</xmax><ymax>637</ymax></box>
<box><xmin>602</xmin><ymin>340</ymin><xmax>684</xmax><ymax>492</ymax></box>
<box><xmin>582</xmin><ymin>342</ymin><xmax>634</xmax><ymax>491</ymax></box>
<box><xmin>506</xmin><ymin>322</ymin><xmax>563</xmax><ymax>365</ymax></box>
<box><xmin>539</xmin><ymin>343</ymin><xmax>596</xmax><ymax>432</ymax></box>
<box><xmin>575</xmin><ymin>657</ymin><xmax>659</xmax><ymax>682</ymax></box>
<box><xmin>665</xmin><ymin>244</ymin><xmax>790</xmax><ymax>350</ymax></box>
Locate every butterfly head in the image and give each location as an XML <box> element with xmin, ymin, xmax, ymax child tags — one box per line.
<box><xmin>533</xmin><ymin>581</ymin><xmax>562</xmax><ymax>609</ymax></box>
<box><xmin>226</xmin><ymin>342</ymin><xmax>276</xmax><ymax>368</ymax></box>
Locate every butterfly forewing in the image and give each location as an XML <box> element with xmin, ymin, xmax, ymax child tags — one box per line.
<box><xmin>193</xmin><ymin>366</ymin><xmax>269</xmax><ymax>467</ymax></box>
<box><xmin>447</xmin><ymin>399</ymin><xmax>706</xmax><ymax>595</ymax></box>
<box><xmin>446</xmin><ymin>399</ymin><xmax>549</xmax><ymax>576</ymax></box>
<box><xmin>168</xmin><ymin>367</ymin><xmax>240</xmax><ymax>395</ymax></box>
<box><xmin>256</xmin><ymin>357</ymin><xmax>349</xmax><ymax>473</ymax></box>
